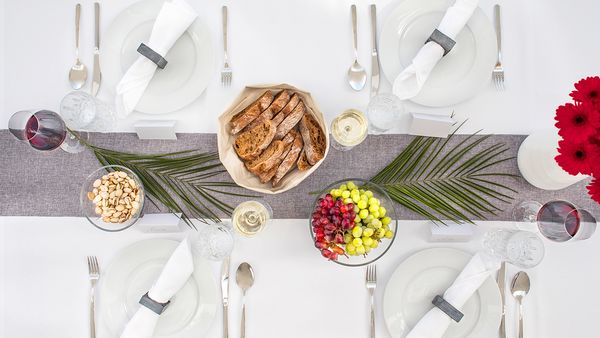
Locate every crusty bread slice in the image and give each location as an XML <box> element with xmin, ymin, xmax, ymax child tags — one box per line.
<box><xmin>259</xmin><ymin>145</ymin><xmax>292</xmax><ymax>183</ymax></box>
<box><xmin>234</xmin><ymin>119</ymin><xmax>276</xmax><ymax>161</ymax></box>
<box><xmin>299</xmin><ymin>111</ymin><xmax>326</xmax><ymax>165</ymax></box>
<box><xmin>230</xmin><ymin>91</ymin><xmax>274</xmax><ymax>134</ymax></box>
<box><xmin>296</xmin><ymin>150</ymin><xmax>312</xmax><ymax>171</ymax></box>
<box><xmin>272</xmin><ymin>93</ymin><xmax>300</xmax><ymax>126</ymax></box>
<box><xmin>245</xmin><ymin>90</ymin><xmax>292</xmax><ymax>131</ymax></box>
<box><xmin>275</xmin><ymin>101</ymin><xmax>305</xmax><ymax>140</ymax></box>
<box><xmin>272</xmin><ymin>132</ymin><xmax>304</xmax><ymax>187</ymax></box>
<box><xmin>245</xmin><ymin>140</ymin><xmax>286</xmax><ymax>174</ymax></box>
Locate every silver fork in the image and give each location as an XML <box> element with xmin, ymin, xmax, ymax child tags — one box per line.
<box><xmin>221</xmin><ymin>5</ymin><xmax>232</xmax><ymax>87</ymax></box>
<box><xmin>492</xmin><ymin>4</ymin><xmax>504</xmax><ymax>90</ymax></box>
<box><xmin>366</xmin><ymin>264</ymin><xmax>377</xmax><ymax>338</ymax></box>
<box><xmin>87</xmin><ymin>256</ymin><xmax>100</xmax><ymax>338</ymax></box>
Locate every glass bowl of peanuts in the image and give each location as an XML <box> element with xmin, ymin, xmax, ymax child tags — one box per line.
<box><xmin>80</xmin><ymin>165</ymin><xmax>145</xmax><ymax>232</ymax></box>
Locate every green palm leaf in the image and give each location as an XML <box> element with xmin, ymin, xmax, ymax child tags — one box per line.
<box><xmin>371</xmin><ymin>124</ymin><xmax>519</xmax><ymax>224</ymax></box>
<box><xmin>83</xmin><ymin>141</ymin><xmax>254</xmax><ymax>228</ymax></box>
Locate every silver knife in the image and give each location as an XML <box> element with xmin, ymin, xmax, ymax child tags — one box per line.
<box><xmin>498</xmin><ymin>261</ymin><xmax>506</xmax><ymax>338</ymax></box>
<box><xmin>221</xmin><ymin>256</ymin><xmax>230</xmax><ymax>338</ymax></box>
<box><xmin>370</xmin><ymin>4</ymin><xmax>380</xmax><ymax>98</ymax></box>
<box><xmin>91</xmin><ymin>2</ymin><xmax>101</xmax><ymax>96</ymax></box>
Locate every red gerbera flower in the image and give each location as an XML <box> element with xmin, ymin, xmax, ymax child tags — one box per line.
<box><xmin>570</xmin><ymin>76</ymin><xmax>600</xmax><ymax>103</ymax></box>
<box><xmin>587</xmin><ymin>178</ymin><xmax>600</xmax><ymax>204</ymax></box>
<box><xmin>555</xmin><ymin>103</ymin><xmax>599</xmax><ymax>142</ymax></box>
<box><xmin>555</xmin><ymin>139</ymin><xmax>600</xmax><ymax>176</ymax></box>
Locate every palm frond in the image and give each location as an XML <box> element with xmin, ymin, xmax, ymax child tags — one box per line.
<box><xmin>371</xmin><ymin>125</ymin><xmax>519</xmax><ymax>224</ymax></box>
<box><xmin>83</xmin><ymin>140</ymin><xmax>255</xmax><ymax>227</ymax></box>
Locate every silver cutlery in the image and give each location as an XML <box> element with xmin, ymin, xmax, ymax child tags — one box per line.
<box><xmin>87</xmin><ymin>256</ymin><xmax>100</xmax><ymax>338</ymax></box>
<box><xmin>497</xmin><ymin>261</ymin><xmax>507</xmax><ymax>338</ymax></box>
<box><xmin>492</xmin><ymin>4</ymin><xmax>504</xmax><ymax>90</ymax></box>
<box><xmin>221</xmin><ymin>256</ymin><xmax>230</xmax><ymax>338</ymax></box>
<box><xmin>236</xmin><ymin>262</ymin><xmax>255</xmax><ymax>338</ymax></box>
<box><xmin>221</xmin><ymin>5</ymin><xmax>232</xmax><ymax>87</ymax></box>
<box><xmin>511</xmin><ymin>271</ymin><xmax>531</xmax><ymax>338</ymax></box>
<box><xmin>69</xmin><ymin>4</ymin><xmax>87</xmax><ymax>89</ymax></box>
<box><xmin>369</xmin><ymin>4</ymin><xmax>380</xmax><ymax>97</ymax></box>
<box><xmin>366</xmin><ymin>264</ymin><xmax>377</xmax><ymax>338</ymax></box>
<box><xmin>91</xmin><ymin>2</ymin><xmax>101</xmax><ymax>96</ymax></box>
<box><xmin>347</xmin><ymin>4</ymin><xmax>367</xmax><ymax>91</ymax></box>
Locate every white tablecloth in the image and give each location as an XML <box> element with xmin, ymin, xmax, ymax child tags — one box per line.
<box><xmin>2</xmin><ymin>217</ymin><xmax>600</xmax><ymax>337</ymax></box>
<box><xmin>2</xmin><ymin>0</ymin><xmax>600</xmax><ymax>135</ymax></box>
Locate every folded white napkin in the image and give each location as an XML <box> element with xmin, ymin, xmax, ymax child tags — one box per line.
<box><xmin>405</xmin><ymin>252</ymin><xmax>501</xmax><ymax>338</ymax></box>
<box><xmin>115</xmin><ymin>0</ymin><xmax>198</xmax><ymax>118</ymax></box>
<box><xmin>392</xmin><ymin>0</ymin><xmax>478</xmax><ymax>100</ymax></box>
<box><xmin>121</xmin><ymin>238</ymin><xmax>194</xmax><ymax>338</ymax></box>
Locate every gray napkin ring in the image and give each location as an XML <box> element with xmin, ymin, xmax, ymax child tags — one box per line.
<box><xmin>426</xmin><ymin>29</ymin><xmax>456</xmax><ymax>56</ymax></box>
<box><xmin>137</xmin><ymin>43</ymin><xmax>168</xmax><ymax>69</ymax></box>
<box><xmin>432</xmin><ymin>295</ymin><xmax>464</xmax><ymax>322</ymax></box>
<box><xmin>139</xmin><ymin>292</ymin><xmax>170</xmax><ymax>315</ymax></box>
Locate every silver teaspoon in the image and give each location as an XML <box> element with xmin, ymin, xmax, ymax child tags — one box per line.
<box><xmin>236</xmin><ymin>262</ymin><xmax>255</xmax><ymax>338</ymax></box>
<box><xmin>69</xmin><ymin>3</ymin><xmax>87</xmax><ymax>89</ymax></box>
<box><xmin>511</xmin><ymin>271</ymin><xmax>531</xmax><ymax>338</ymax></box>
<box><xmin>347</xmin><ymin>4</ymin><xmax>367</xmax><ymax>91</ymax></box>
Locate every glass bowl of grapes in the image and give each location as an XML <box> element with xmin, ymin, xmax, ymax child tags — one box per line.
<box><xmin>309</xmin><ymin>179</ymin><xmax>397</xmax><ymax>266</ymax></box>
<box><xmin>80</xmin><ymin>165</ymin><xmax>145</xmax><ymax>232</ymax></box>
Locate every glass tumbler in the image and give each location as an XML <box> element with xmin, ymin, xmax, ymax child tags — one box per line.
<box><xmin>190</xmin><ymin>222</ymin><xmax>235</xmax><ymax>261</ymax></box>
<box><xmin>483</xmin><ymin>229</ymin><xmax>545</xmax><ymax>268</ymax></box>
<box><xmin>366</xmin><ymin>93</ymin><xmax>406</xmax><ymax>134</ymax></box>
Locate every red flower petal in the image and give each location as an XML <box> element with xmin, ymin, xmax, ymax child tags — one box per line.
<box><xmin>554</xmin><ymin>103</ymin><xmax>597</xmax><ymax>141</ymax></box>
<box><xmin>587</xmin><ymin>178</ymin><xmax>600</xmax><ymax>204</ymax></box>
<box><xmin>570</xmin><ymin>76</ymin><xmax>600</xmax><ymax>103</ymax></box>
<box><xmin>555</xmin><ymin>139</ymin><xmax>600</xmax><ymax>176</ymax></box>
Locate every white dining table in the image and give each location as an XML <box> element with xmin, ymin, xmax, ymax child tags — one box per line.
<box><xmin>2</xmin><ymin>0</ymin><xmax>600</xmax><ymax>337</ymax></box>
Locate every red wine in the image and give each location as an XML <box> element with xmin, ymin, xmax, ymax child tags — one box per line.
<box><xmin>24</xmin><ymin>110</ymin><xmax>67</xmax><ymax>151</ymax></box>
<box><xmin>537</xmin><ymin>200</ymin><xmax>579</xmax><ymax>241</ymax></box>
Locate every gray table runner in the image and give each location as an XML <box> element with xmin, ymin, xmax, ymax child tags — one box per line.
<box><xmin>1</xmin><ymin>130</ymin><xmax>598</xmax><ymax>220</ymax></box>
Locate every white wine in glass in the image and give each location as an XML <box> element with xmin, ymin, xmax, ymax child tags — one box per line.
<box><xmin>331</xmin><ymin>109</ymin><xmax>368</xmax><ymax>151</ymax></box>
<box><xmin>232</xmin><ymin>201</ymin><xmax>272</xmax><ymax>237</ymax></box>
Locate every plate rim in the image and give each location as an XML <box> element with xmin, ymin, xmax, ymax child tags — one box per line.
<box><xmin>379</xmin><ymin>0</ymin><xmax>497</xmax><ymax>107</ymax></box>
<box><xmin>101</xmin><ymin>0</ymin><xmax>215</xmax><ymax>115</ymax></box>
<box><xmin>97</xmin><ymin>238</ymin><xmax>217</xmax><ymax>338</ymax></box>
<box><xmin>382</xmin><ymin>247</ymin><xmax>502</xmax><ymax>338</ymax></box>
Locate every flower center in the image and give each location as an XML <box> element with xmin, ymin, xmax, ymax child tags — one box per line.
<box><xmin>575</xmin><ymin>150</ymin><xmax>586</xmax><ymax>159</ymax></box>
<box><xmin>574</xmin><ymin>115</ymin><xmax>586</xmax><ymax>125</ymax></box>
<box><xmin>590</xmin><ymin>91</ymin><xmax>598</xmax><ymax>98</ymax></box>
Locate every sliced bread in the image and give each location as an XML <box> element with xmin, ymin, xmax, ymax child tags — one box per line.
<box><xmin>296</xmin><ymin>150</ymin><xmax>312</xmax><ymax>171</ymax></box>
<box><xmin>275</xmin><ymin>101</ymin><xmax>305</xmax><ymax>140</ymax></box>
<box><xmin>245</xmin><ymin>140</ymin><xmax>286</xmax><ymax>174</ymax></box>
<box><xmin>271</xmin><ymin>93</ymin><xmax>300</xmax><ymax>126</ymax></box>
<box><xmin>229</xmin><ymin>91</ymin><xmax>274</xmax><ymax>134</ymax></box>
<box><xmin>245</xmin><ymin>90</ymin><xmax>292</xmax><ymax>131</ymax></box>
<box><xmin>234</xmin><ymin>119</ymin><xmax>276</xmax><ymax>161</ymax></box>
<box><xmin>272</xmin><ymin>132</ymin><xmax>304</xmax><ymax>187</ymax></box>
<box><xmin>299</xmin><ymin>111</ymin><xmax>326</xmax><ymax>165</ymax></box>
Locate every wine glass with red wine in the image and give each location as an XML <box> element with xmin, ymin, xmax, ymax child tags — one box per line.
<box><xmin>536</xmin><ymin>200</ymin><xmax>597</xmax><ymax>242</ymax></box>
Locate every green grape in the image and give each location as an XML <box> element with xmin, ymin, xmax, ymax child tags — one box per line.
<box><xmin>382</xmin><ymin>216</ymin><xmax>392</xmax><ymax>225</ymax></box>
<box><xmin>371</xmin><ymin>210</ymin><xmax>380</xmax><ymax>219</ymax></box>
<box><xmin>365</xmin><ymin>190</ymin><xmax>374</xmax><ymax>198</ymax></box>
<box><xmin>368</xmin><ymin>197</ymin><xmax>379</xmax><ymax>206</ymax></box>
<box><xmin>330</xmin><ymin>189</ymin><xmax>336</xmax><ymax>196</ymax></box>
<box><xmin>368</xmin><ymin>205</ymin><xmax>379</xmax><ymax>214</ymax></box>
<box><xmin>366</xmin><ymin>222</ymin><xmax>375</xmax><ymax>229</ymax></box>
<box><xmin>364</xmin><ymin>215</ymin><xmax>374</xmax><ymax>225</ymax></box>
<box><xmin>344</xmin><ymin>198</ymin><xmax>354</xmax><ymax>204</ymax></box>
<box><xmin>352</xmin><ymin>194</ymin><xmax>360</xmax><ymax>203</ymax></box>
<box><xmin>347</xmin><ymin>181</ymin><xmax>357</xmax><ymax>190</ymax></box>
<box><xmin>371</xmin><ymin>240</ymin><xmax>379</xmax><ymax>249</ymax></box>
<box><xmin>352</xmin><ymin>226</ymin><xmax>363</xmax><ymax>238</ymax></box>
<box><xmin>350</xmin><ymin>188</ymin><xmax>359</xmax><ymax>196</ymax></box>
<box><xmin>346</xmin><ymin>243</ymin><xmax>356</xmax><ymax>252</ymax></box>
<box><xmin>343</xmin><ymin>233</ymin><xmax>353</xmax><ymax>244</ymax></box>
<box><xmin>352</xmin><ymin>238</ymin><xmax>363</xmax><ymax>247</ymax></box>
<box><xmin>363</xmin><ymin>228</ymin><xmax>375</xmax><ymax>237</ymax></box>
<box><xmin>339</xmin><ymin>184</ymin><xmax>348</xmax><ymax>191</ymax></box>
<box><xmin>359</xmin><ymin>209</ymin><xmax>369</xmax><ymax>219</ymax></box>
<box><xmin>354</xmin><ymin>206</ymin><xmax>360</xmax><ymax>213</ymax></box>
<box><xmin>365</xmin><ymin>246</ymin><xmax>372</xmax><ymax>253</ymax></box>
<box><xmin>341</xmin><ymin>190</ymin><xmax>351</xmax><ymax>199</ymax></box>
<box><xmin>356</xmin><ymin>245</ymin><xmax>366</xmax><ymax>255</ymax></box>
<box><xmin>361</xmin><ymin>194</ymin><xmax>369</xmax><ymax>202</ymax></box>
<box><xmin>362</xmin><ymin>237</ymin><xmax>374</xmax><ymax>247</ymax></box>
<box><xmin>332</xmin><ymin>189</ymin><xmax>342</xmax><ymax>198</ymax></box>
<box><xmin>379</xmin><ymin>207</ymin><xmax>387</xmax><ymax>217</ymax></box>
<box><xmin>385</xmin><ymin>230</ymin><xmax>394</xmax><ymax>239</ymax></box>
<box><xmin>372</xmin><ymin>219</ymin><xmax>382</xmax><ymax>229</ymax></box>
<box><xmin>357</xmin><ymin>200</ymin><xmax>368</xmax><ymax>209</ymax></box>
<box><xmin>376</xmin><ymin>228</ymin><xmax>386</xmax><ymax>238</ymax></box>
<box><xmin>354</xmin><ymin>215</ymin><xmax>361</xmax><ymax>223</ymax></box>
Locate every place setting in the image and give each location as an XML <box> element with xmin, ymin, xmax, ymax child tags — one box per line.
<box><xmin>3</xmin><ymin>0</ymin><xmax>600</xmax><ymax>337</ymax></box>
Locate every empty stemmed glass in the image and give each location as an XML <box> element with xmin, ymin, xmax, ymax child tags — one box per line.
<box><xmin>483</xmin><ymin>229</ymin><xmax>545</xmax><ymax>268</ymax></box>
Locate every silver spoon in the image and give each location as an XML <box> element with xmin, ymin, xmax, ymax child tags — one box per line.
<box><xmin>347</xmin><ymin>4</ymin><xmax>367</xmax><ymax>91</ymax></box>
<box><xmin>511</xmin><ymin>271</ymin><xmax>531</xmax><ymax>338</ymax></box>
<box><xmin>69</xmin><ymin>3</ymin><xmax>87</xmax><ymax>89</ymax></box>
<box><xmin>236</xmin><ymin>262</ymin><xmax>255</xmax><ymax>338</ymax></box>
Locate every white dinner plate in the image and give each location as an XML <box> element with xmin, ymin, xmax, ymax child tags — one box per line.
<box><xmin>101</xmin><ymin>0</ymin><xmax>214</xmax><ymax>114</ymax></box>
<box><xmin>97</xmin><ymin>239</ymin><xmax>217</xmax><ymax>338</ymax></box>
<box><xmin>379</xmin><ymin>0</ymin><xmax>497</xmax><ymax>107</ymax></box>
<box><xmin>383</xmin><ymin>248</ymin><xmax>501</xmax><ymax>338</ymax></box>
